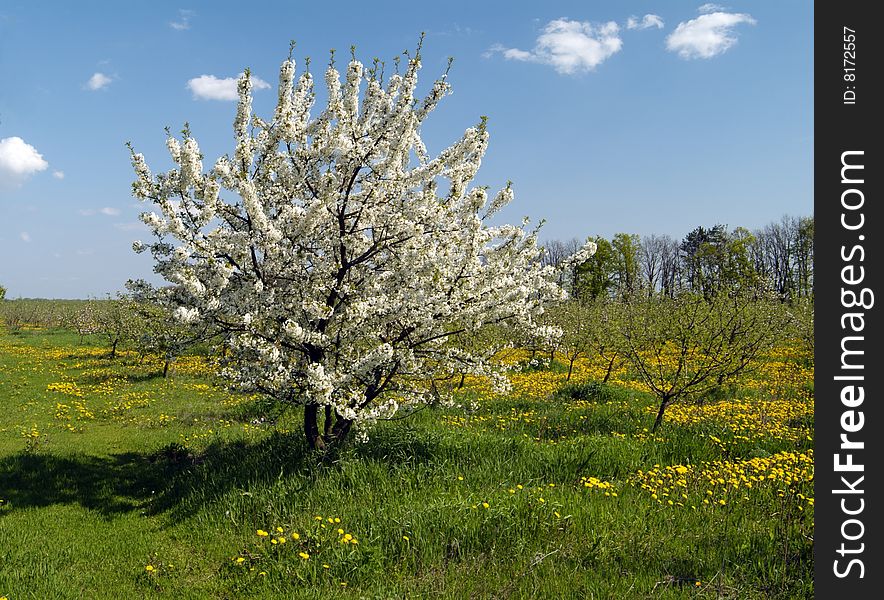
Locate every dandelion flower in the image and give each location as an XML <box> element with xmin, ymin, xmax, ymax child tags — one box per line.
<box><xmin>145</xmin><ymin>565</ymin><xmax>155</xmax><ymax>572</ymax></box>
<box><xmin>299</xmin><ymin>552</ymin><xmax>310</xmax><ymax>560</ymax></box>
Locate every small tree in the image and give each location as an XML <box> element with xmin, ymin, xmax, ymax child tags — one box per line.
<box><xmin>126</xmin><ymin>281</ymin><xmax>214</xmax><ymax>377</ymax></box>
<box><xmin>94</xmin><ymin>294</ymin><xmax>139</xmax><ymax>359</ymax></box>
<box><xmin>129</xmin><ymin>43</ymin><xmax>577</xmax><ymax>449</ymax></box>
<box><xmin>619</xmin><ymin>292</ymin><xmax>781</xmax><ymax>431</ymax></box>
<box><xmin>0</xmin><ymin>283</ymin><xmax>6</xmax><ymax>301</ymax></box>
<box><xmin>548</xmin><ymin>297</ymin><xmax>622</xmax><ymax>382</ymax></box>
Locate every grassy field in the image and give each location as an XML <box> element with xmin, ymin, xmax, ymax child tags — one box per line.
<box><xmin>0</xmin><ymin>329</ymin><xmax>813</xmax><ymax>599</ymax></box>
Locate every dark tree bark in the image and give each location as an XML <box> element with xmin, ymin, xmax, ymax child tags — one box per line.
<box><xmin>652</xmin><ymin>396</ymin><xmax>672</xmax><ymax>432</ymax></box>
<box><xmin>304</xmin><ymin>403</ymin><xmax>326</xmax><ymax>450</ymax></box>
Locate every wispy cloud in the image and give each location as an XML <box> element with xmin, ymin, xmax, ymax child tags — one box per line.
<box><xmin>667</xmin><ymin>9</ymin><xmax>756</xmax><ymax>59</ymax></box>
<box><xmin>170</xmin><ymin>9</ymin><xmax>195</xmax><ymax>31</ymax></box>
<box><xmin>53</xmin><ymin>170</ymin><xmax>65</xmax><ymax>179</ymax></box>
<box><xmin>626</xmin><ymin>14</ymin><xmax>664</xmax><ymax>31</ymax></box>
<box><xmin>186</xmin><ymin>73</ymin><xmax>271</xmax><ymax>101</ymax></box>
<box><xmin>20</xmin><ymin>231</ymin><xmax>31</xmax><ymax>242</ymax></box>
<box><xmin>490</xmin><ymin>18</ymin><xmax>622</xmax><ymax>75</ymax></box>
<box><xmin>85</xmin><ymin>72</ymin><xmax>113</xmax><ymax>91</ymax></box>
<box><xmin>0</xmin><ymin>136</ymin><xmax>49</xmax><ymax>188</ymax></box>
<box><xmin>79</xmin><ymin>207</ymin><xmax>121</xmax><ymax>216</ymax></box>
<box><xmin>699</xmin><ymin>3</ymin><xmax>726</xmax><ymax>14</ymax></box>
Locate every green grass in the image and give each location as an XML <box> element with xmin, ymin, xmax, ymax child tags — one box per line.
<box><xmin>0</xmin><ymin>330</ymin><xmax>813</xmax><ymax>599</ymax></box>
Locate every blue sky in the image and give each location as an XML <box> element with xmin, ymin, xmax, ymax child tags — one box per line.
<box><xmin>0</xmin><ymin>1</ymin><xmax>812</xmax><ymax>298</ymax></box>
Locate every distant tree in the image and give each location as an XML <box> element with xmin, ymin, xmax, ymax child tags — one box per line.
<box><xmin>0</xmin><ymin>283</ymin><xmax>6</xmax><ymax>301</ymax></box>
<box><xmin>541</xmin><ymin>238</ymin><xmax>583</xmax><ymax>292</ymax></box>
<box><xmin>610</xmin><ymin>233</ymin><xmax>641</xmax><ymax>298</ymax></box>
<box><xmin>126</xmin><ymin>281</ymin><xmax>214</xmax><ymax>377</ymax></box>
<box><xmin>793</xmin><ymin>216</ymin><xmax>814</xmax><ymax>299</ymax></box>
<box><xmin>575</xmin><ymin>236</ymin><xmax>615</xmax><ymax>300</ymax></box>
<box><xmin>94</xmin><ymin>295</ymin><xmax>138</xmax><ymax>359</ymax></box>
<box><xmin>639</xmin><ymin>235</ymin><xmax>665</xmax><ymax>295</ymax></box>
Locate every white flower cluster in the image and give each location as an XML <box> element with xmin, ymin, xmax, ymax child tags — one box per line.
<box><xmin>129</xmin><ymin>46</ymin><xmax>569</xmax><ymax>433</ymax></box>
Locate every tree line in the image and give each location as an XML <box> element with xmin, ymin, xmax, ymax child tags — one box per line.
<box><xmin>542</xmin><ymin>215</ymin><xmax>813</xmax><ymax>302</ymax></box>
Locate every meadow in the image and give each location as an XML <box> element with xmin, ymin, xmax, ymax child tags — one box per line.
<box><xmin>0</xmin><ymin>323</ymin><xmax>813</xmax><ymax>599</ymax></box>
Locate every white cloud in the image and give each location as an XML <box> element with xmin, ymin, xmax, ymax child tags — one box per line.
<box><xmin>699</xmin><ymin>3</ymin><xmax>726</xmax><ymax>14</ymax></box>
<box><xmin>627</xmin><ymin>14</ymin><xmax>664</xmax><ymax>30</ymax></box>
<box><xmin>86</xmin><ymin>72</ymin><xmax>113</xmax><ymax>91</ymax></box>
<box><xmin>492</xmin><ymin>18</ymin><xmax>622</xmax><ymax>75</ymax></box>
<box><xmin>53</xmin><ymin>170</ymin><xmax>65</xmax><ymax>179</ymax></box>
<box><xmin>170</xmin><ymin>9</ymin><xmax>195</xmax><ymax>30</ymax></box>
<box><xmin>20</xmin><ymin>232</ymin><xmax>31</xmax><ymax>242</ymax></box>
<box><xmin>0</xmin><ymin>136</ymin><xmax>49</xmax><ymax>187</ymax></box>
<box><xmin>667</xmin><ymin>10</ymin><xmax>756</xmax><ymax>59</ymax></box>
<box><xmin>186</xmin><ymin>73</ymin><xmax>271</xmax><ymax>100</ymax></box>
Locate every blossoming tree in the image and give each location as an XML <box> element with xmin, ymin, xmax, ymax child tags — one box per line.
<box><xmin>130</xmin><ymin>44</ymin><xmax>589</xmax><ymax>449</ymax></box>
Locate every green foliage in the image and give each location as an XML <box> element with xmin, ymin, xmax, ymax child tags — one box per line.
<box><xmin>574</xmin><ymin>236</ymin><xmax>614</xmax><ymax>300</ymax></box>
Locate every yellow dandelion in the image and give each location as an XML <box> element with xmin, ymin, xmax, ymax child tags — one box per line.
<box><xmin>291</xmin><ymin>532</ymin><xmax>300</xmax><ymax>540</ymax></box>
<box><xmin>235</xmin><ymin>557</ymin><xmax>245</xmax><ymax>564</ymax></box>
<box><xmin>403</xmin><ymin>535</ymin><xmax>410</xmax><ymax>541</ymax></box>
<box><xmin>482</xmin><ymin>502</ymin><xmax>490</xmax><ymax>509</ymax></box>
<box><xmin>257</xmin><ymin>529</ymin><xmax>269</xmax><ymax>537</ymax></box>
<box><xmin>299</xmin><ymin>552</ymin><xmax>310</xmax><ymax>560</ymax></box>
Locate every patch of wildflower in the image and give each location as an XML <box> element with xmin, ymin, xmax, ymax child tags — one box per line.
<box><xmin>629</xmin><ymin>450</ymin><xmax>814</xmax><ymax>511</ymax></box>
<box><xmin>230</xmin><ymin>516</ymin><xmax>363</xmax><ymax>581</ymax></box>
<box><xmin>46</xmin><ymin>381</ymin><xmax>85</xmax><ymax>398</ymax></box>
<box><xmin>21</xmin><ymin>424</ymin><xmax>43</xmax><ymax>452</ymax></box>
<box><xmin>579</xmin><ymin>476</ymin><xmax>617</xmax><ymax>497</ymax></box>
<box><xmin>661</xmin><ymin>398</ymin><xmax>813</xmax><ymax>444</ymax></box>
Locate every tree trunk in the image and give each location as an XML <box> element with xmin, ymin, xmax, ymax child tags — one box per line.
<box><xmin>457</xmin><ymin>372</ymin><xmax>466</xmax><ymax>390</ymax></box>
<box><xmin>323</xmin><ymin>404</ymin><xmax>334</xmax><ymax>438</ymax></box>
<box><xmin>162</xmin><ymin>359</ymin><xmax>170</xmax><ymax>378</ymax></box>
<box><xmin>330</xmin><ymin>416</ymin><xmax>353</xmax><ymax>444</ymax></box>
<box><xmin>602</xmin><ymin>354</ymin><xmax>617</xmax><ymax>384</ymax></box>
<box><xmin>304</xmin><ymin>403</ymin><xmax>326</xmax><ymax>450</ymax></box>
<box><xmin>651</xmin><ymin>398</ymin><xmax>670</xmax><ymax>432</ymax></box>
<box><xmin>110</xmin><ymin>339</ymin><xmax>118</xmax><ymax>359</ymax></box>
<box><xmin>567</xmin><ymin>358</ymin><xmax>576</xmax><ymax>381</ymax></box>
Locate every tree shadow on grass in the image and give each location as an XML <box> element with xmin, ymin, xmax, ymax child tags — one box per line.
<box><xmin>0</xmin><ymin>431</ymin><xmax>314</xmax><ymax>522</ymax></box>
